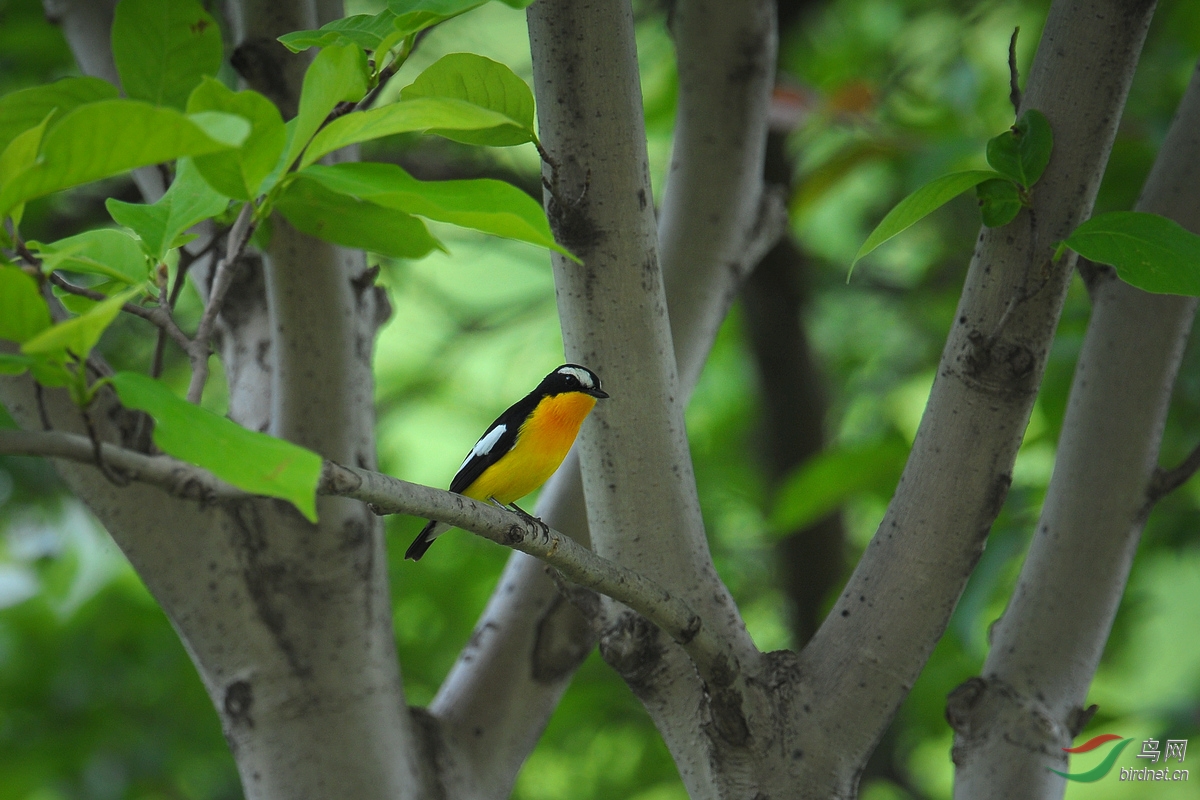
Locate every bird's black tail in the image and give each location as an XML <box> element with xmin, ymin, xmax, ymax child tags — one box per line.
<box><xmin>405</xmin><ymin>519</ymin><xmax>443</xmax><ymax>561</ymax></box>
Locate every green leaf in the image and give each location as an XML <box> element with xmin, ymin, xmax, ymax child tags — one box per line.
<box><xmin>275</xmin><ymin>175</ymin><xmax>442</xmax><ymax>259</ymax></box>
<box><xmin>301</xmin><ymin>97</ymin><xmax>516</xmax><ymax>168</ymax></box>
<box><xmin>55</xmin><ymin>288</ymin><xmax>100</xmax><ymax>315</ymax></box>
<box><xmin>399</xmin><ymin>53</ymin><xmax>535</xmax><ymax>146</ymax></box>
<box><xmin>186</xmin><ymin>79</ymin><xmax>286</xmax><ymax>200</ymax></box>
<box><xmin>278</xmin><ymin>11</ymin><xmax>401</xmax><ymax>54</ymax></box>
<box><xmin>109</xmin><ymin>372</ymin><xmax>322</xmax><ymax>522</ymax></box>
<box><xmin>851</xmin><ymin>170</ymin><xmax>1002</xmax><ymax>273</ymax></box>
<box><xmin>187</xmin><ymin>111</ymin><xmax>254</xmax><ymax>148</ymax></box>
<box><xmin>111</xmin><ymin>0</ymin><xmax>223</xmax><ymax>109</ymax></box>
<box><xmin>298</xmin><ymin>162</ymin><xmax>573</xmax><ymax>258</ymax></box>
<box><xmin>277</xmin><ymin>44</ymin><xmax>370</xmax><ymax>180</ymax></box>
<box><xmin>28</xmin><ymin>359</ymin><xmax>76</xmax><ymax>389</ymax></box>
<box><xmin>387</xmin><ymin>0</ymin><xmax>489</xmax><ymax>34</ymax></box>
<box><xmin>0</xmin><ymin>265</ymin><xmax>51</xmax><ymax>343</ymax></box>
<box><xmin>0</xmin><ymin>100</ymin><xmax>247</xmax><ymax>217</ymax></box>
<box><xmin>0</xmin><ymin>112</ymin><xmax>50</xmax><ymax>192</ymax></box>
<box><xmin>985</xmin><ymin>109</ymin><xmax>1053</xmax><ymax>190</ymax></box>
<box><xmin>767</xmin><ymin>438</ymin><xmax>910</xmax><ymax>535</ymax></box>
<box><xmin>0</xmin><ymin>354</ymin><xmax>34</xmax><ymax>375</ymax></box>
<box><xmin>0</xmin><ymin>76</ymin><xmax>117</xmax><ymax>156</ymax></box>
<box><xmin>107</xmin><ymin>158</ymin><xmax>230</xmax><ymax>261</ymax></box>
<box><xmin>0</xmin><ymin>113</ymin><xmax>50</xmax><ymax>230</ymax></box>
<box><xmin>976</xmin><ymin>179</ymin><xmax>1023</xmax><ymax>228</ymax></box>
<box><xmin>1062</xmin><ymin>211</ymin><xmax>1200</xmax><ymax>296</ymax></box>
<box><xmin>29</xmin><ymin>228</ymin><xmax>149</xmax><ymax>284</ymax></box>
<box><xmin>21</xmin><ymin>287</ymin><xmax>141</xmax><ymax>359</ymax></box>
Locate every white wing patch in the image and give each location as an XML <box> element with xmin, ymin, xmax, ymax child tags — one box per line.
<box><xmin>460</xmin><ymin>424</ymin><xmax>506</xmax><ymax>471</ymax></box>
<box><xmin>557</xmin><ymin>366</ymin><xmax>594</xmax><ymax>389</ymax></box>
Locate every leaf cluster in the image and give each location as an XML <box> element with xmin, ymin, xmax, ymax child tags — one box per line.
<box><xmin>854</xmin><ymin>105</ymin><xmax>1200</xmax><ymax>297</ymax></box>
<box><xmin>0</xmin><ymin>0</ymin><xmax>568</xmax><ymax>522</ymax></box>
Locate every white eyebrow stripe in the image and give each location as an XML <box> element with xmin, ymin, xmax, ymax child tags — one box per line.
<box><xmin>461</xmin><ymin>424</ymin><xmax>506</xmax><ymax>470</ymax></box>
<box><xmin>557</xmin><ymin>366</ymin><xmax>593</xmax><ymax>388</ymax></box>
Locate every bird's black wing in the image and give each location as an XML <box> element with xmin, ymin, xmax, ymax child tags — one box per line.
<box><xmin>447</xmin><ymin>391</ymin><xmax>541</xmax><ymax>495</ymax></box>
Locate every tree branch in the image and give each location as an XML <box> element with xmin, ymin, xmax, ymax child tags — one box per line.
<box><xmin>431</xmin><ymin>2</ymin><xmax>780</xmax><ymax>794</ymax></box>
<box><xmin>186</xmin><ymin>202</ymin><xmax>255</xmax><ymax>403</ymax></box>
<box><xmin>793</xmin><ymin>0</ymin><xmax>1157</xmax><ymax>794</ymax></box>
<box><xmin>331</xmin><ymin>464</ymin><xmax>738</xmax><ymax>684</ymax></box>
<box><xmin>951</xmin><ymin>58</ymin><xmax>1200</xmax><ymax>798</ymax></box>
<box><xmin>0</xmin><ymin>427</ymin><xmax>739</xmax><ymax>687</ymax></box>
<box><xmin>0</xmin><ymin>428</ymin><xmax>242</xmax><ymax>498</ymax></box>
<box><xmin>1147</xmin><ymin>437</ymin><xmax>1200</xmax><ymax>505</ymax></box>
<box><xmin>522</xmin><ymin>1</ymin><xmax>784</xmax><ymax>794</ymax></box>
<box><xmin>658</xmin><ymin>0</ymin><xmax>780</xmax><ymax>390</ymax></box>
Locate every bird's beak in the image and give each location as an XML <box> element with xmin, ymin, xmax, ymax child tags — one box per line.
<box><xmin>587</xmin><ymin>387</ymin><xmax>609</xmax><ymax>399</ymax></box>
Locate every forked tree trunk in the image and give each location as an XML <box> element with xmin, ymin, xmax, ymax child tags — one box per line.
<box><xmin>3</xmin><ymin>1</ymin><xmax>1175</xmax><ymax>799</ymax></box>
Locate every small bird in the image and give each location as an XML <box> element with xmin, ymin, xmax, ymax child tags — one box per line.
<box><xmin>405</xmin><ymin>364</ymin><xmax>609</xmax><ymax>561</ymax></box>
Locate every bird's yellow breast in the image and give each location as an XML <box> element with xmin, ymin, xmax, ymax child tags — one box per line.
<box><xmin>463</xmin><ymin>392</ymin><xmax>597</xmax><ymax>504</ymax></box>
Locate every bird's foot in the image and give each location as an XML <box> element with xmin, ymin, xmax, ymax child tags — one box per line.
<box><xmin>506</xmin><ymin>501</ymin><xmax>551</xmax><ymax>540</ymax></box>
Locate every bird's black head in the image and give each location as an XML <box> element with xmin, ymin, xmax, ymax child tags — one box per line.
<box><xmin>540</xmin><ymin>364</ymin><xmax>609</xmax><ymax>399</ymax></box>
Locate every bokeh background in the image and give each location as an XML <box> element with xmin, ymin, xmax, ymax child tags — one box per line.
<box><xmin>1</xmin><ymin>0</ymin><xmax>1199</xmax><ymax>797</ymax></box>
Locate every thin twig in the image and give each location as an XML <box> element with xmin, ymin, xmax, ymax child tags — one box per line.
<box><xmin>81</xmin><ymin>405</ymin><xmax>131</xmax><ymax>486</ymax></box>
<box><xmin>34</xmin><ymin>384</ymin><xmax>52</xmax><ymax>431</ymax></box>
<box><xmin>46</xmin><ymin>273</ymin><xmax>193</xmax><ymax>353</ymax></box>
<box><xmin>1147</xmin><ymin>440</ymin><xmax>1200</xmax><ymax>505</ymax></box>
<box><xmin>354</xmin><ymin>59</ymin><xmax>401</xmax><ymax>113</ymax></box>
<box><xmin>13</xmin><ymin>236</ymin><xmax>42</xmax><ymax>269</ymax></box>
<box><xmin>172</xmin><ymin>235</ymin><xmax>220</xmax><ymax>309</ymax></box>
<box><xmin>1008</xmin><ymin>27</ymin><xmax>1022</xmax><ymax>117</ymax></box>
<box><xmin>150</xmin><ymin>330</ymin><xmax>169</xmax><ymax>379</ymax></box>
<box><xmin>152</xmin><ymin>234</ymin><xmax>222</xmax><ymax>379</ymax></box>
<box><xmin>186</xmin><ymin>203</ymin><xmax>256</xmax><ymax>404</ymax></box>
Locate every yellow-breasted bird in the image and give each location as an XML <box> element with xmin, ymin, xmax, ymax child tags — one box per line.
<box><xmin>405</xmin><ymin>364</ymin><xmax>609</xmax><ymax>561</ymax></box>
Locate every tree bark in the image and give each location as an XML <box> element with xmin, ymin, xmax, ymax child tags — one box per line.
<box><xmin>527</xmin><ymin>1</ymin><xmax>770</xmax><ymax>796</ymax></box>
<box><xmin>791</xmin><ymin>0</ymin><xmax>1156</xmax><ymax>795</ymax></box>
<box><xmin>949</xmin><ymin>58</ymin><xmax>1200</xmax><ymax>800</ymax></box>
<box><xmin>429</xmin><ymin>0</ymin><xmax>781</xmax><ymax>795</ymax></box>
<box><xmin>8</xmin><ymin>2</ymin><xmax>428</xmax><ymax>798</ymax></box>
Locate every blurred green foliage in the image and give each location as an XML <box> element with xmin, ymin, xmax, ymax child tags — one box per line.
<box><xmin>2</xmin><ymin>0</ymin><xmax>1200</xmax><ymax>798</ymax></box>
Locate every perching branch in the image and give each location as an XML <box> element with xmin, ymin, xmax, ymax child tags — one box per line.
<box><xmin>0</xmin><ymin>427</ymin><xmax>738</xmax><ymax>687</ymax></box>
<box><xmin>186</xmin><ymin>202</ymin><xmax>255</xmax><ymax>403</ymax></box>
<box><xmin>328</xmin><ymin>463</ymin><xmax>738</xmax><ymax>686</ymax></box>
<box><xmin>0</xmin><ymin>428</ymin><xmax>243</xmax><ymax>499</ymax></box>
